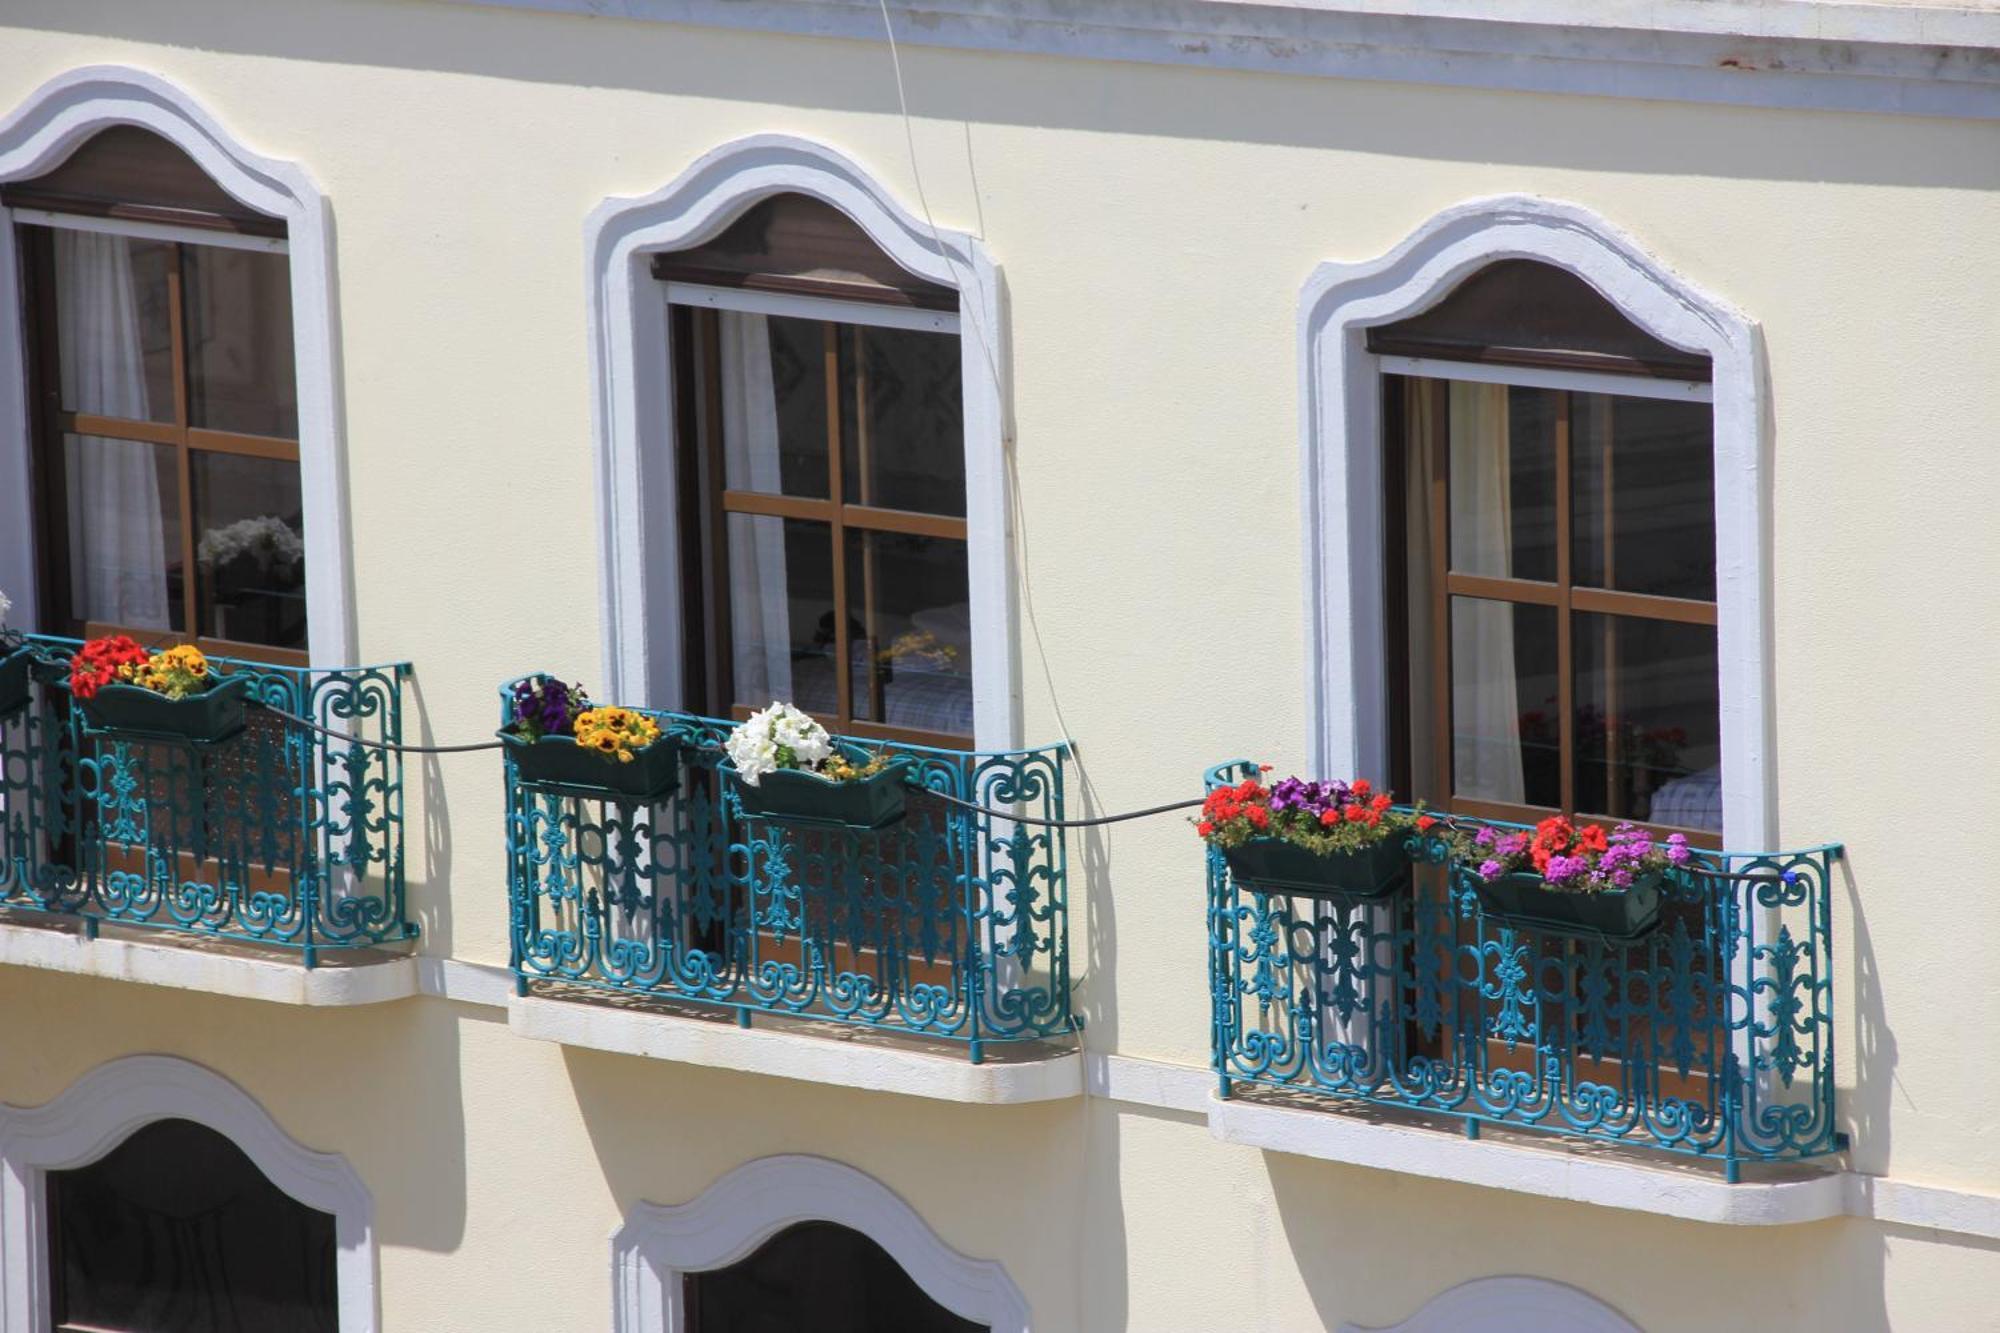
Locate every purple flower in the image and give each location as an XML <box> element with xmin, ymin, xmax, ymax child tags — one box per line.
<box><xmin>1610</xmin><ymin>868</ymin><xmax>1633</xmax><ymax>888</ymax></box>
<box><xmin>1473</xmin><ymin>825</ymin><xmax>1497</xmax><ymax>849</ymax></box>
<box><xmin>1665</xmin><ymin>833</ymin><xmax>1691</xmax><ymax>866</ymax></box>
<box><xmin>1478</xmin><ymin>858</ymin><xmax>1503</xmax><ymax>881</ymax></box>
<box><xmin>1496</xmin><ymin>832</ymin><xmax>1530</xmax><ymax>858</ymax></box>
<box><xmin>1544</xmin><ymin>854</ymin><xmax>1586</xmax><ymax>885</ymax></box>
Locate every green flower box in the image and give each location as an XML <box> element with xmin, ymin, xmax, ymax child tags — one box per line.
<box><xmin>499</xmin><ymin>731</ymin><xmax>681</xmax><ymax>803</ymax></box>
<box><xmin>1222</xmin><ymin>835</ymin><xmax>1411</xmax><ymax>902</ymax></box>
<box><xmin>0</xmin><ymin>644</ymin><xmax>30</xmax><ymax>719</ymax></box>
<box><xmin>79</xmin><ymin>674</ymin><xmax>253</xmax><ymax>746</ymax></box>
<box><xmin>726</xmin><ymin>748</ymin><xmax>914</xmax><ymax>830</ymax></box>
<box><xmin>1468</xmin><ymin>868</ymin><xmax>1666</xmax><ymax>942</ymax></box>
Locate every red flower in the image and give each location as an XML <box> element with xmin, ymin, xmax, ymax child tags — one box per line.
<box><xmin>1415</xmin><ymin>815</ymin><xmax>1437</xmax><ymax>832</ymax></box>
<box><xmin>1345</xmin><ymin>805</ymin><xmax>1369</xmax><ymax>823</ymax></box>
<box><xmin>1578</xmin><ymin>824</ymin><xmax>1609</xmax><ymax>854</ymax></box>
<box><xmin>1319</xmin><ymin>809</ymin><xmax>1339</xmax><ymax>827</ymax></box>
<box><xmin>68</xmin><ymin>634</ymin><xmax>149</xmax><ymax>701</ymax></box>
<box><xmin>1369</xmin><ymin>793</ymin><xmax>1392</xmax><ymax>815</ymax></box>
<box><xmin>1196</xmin><ymin>821</ymin><xmax>1214</xmax><ymax>837</ymax></box>
<box><xmin>1351</xmin><ymin>779</ymin><xmax>1373</xmax><ymax>800</ymax></box>
<box><xmin>1246</xmin><ymin>806</ymin><xmax>1270</xmax><ymax>830</ymax></box>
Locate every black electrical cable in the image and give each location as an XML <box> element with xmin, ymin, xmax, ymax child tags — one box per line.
<box><xmin>246</xmin><ymin>699</ymin><xmax>508</xmax><ymax>754</ymax></box>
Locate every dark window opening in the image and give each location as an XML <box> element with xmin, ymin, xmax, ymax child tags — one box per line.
<box><xmin>685</xmin><ymin>1220</ymin><xmax>984</xmax><ymax>1333</ymax></box>
<box><xmin>48</xmin><ymin>1117</ymin><xmax>336</xmax><ymax>1333</ymax></box>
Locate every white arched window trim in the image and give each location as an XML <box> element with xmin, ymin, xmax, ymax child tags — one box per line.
<box><xmin>0</xmin><ymin>64</ymin><xmax>354</xmax><ymax>666</ymax></box>
<box><xmin>0</xmin><ymin>1054</ymin><xmax>377</xmax><ymax>1331</ymax></box>
<box><xmin>583</xmin><ymin>134</ymin><xmax>1018</xmax><ymax>750</ymax></box>
<box><xmin>1299</xmin><ymin>195</ymin><xmax>1773</xmax><ymax>848</ymax></box>
<box><xmin>612</xmin><ymin>1153</ymin><xmax>1031</xmax><ymax>1333</ymax></box>
<box><xmin>1342</xmin><ymin>1275</ymin><xmax>1643</xmax><ymax>1333</ymax></box>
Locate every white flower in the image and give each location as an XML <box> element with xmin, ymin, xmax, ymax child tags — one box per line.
<box><xmin>725</xmin><ymin>701</ymin><xmax>834</xmax><ymax>786</ymax></box>
<box><xmin>196</xmin><ymin>515</ymin><xmax>304</xmax><ymax>573</ymax></box>
<box><xmin>0</xmin><ymin>587</ymin><xmax>10</xmax><ymax>627</ymax></box>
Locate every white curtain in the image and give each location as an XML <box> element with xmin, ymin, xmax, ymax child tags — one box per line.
<box><xmin>718</xmin><ymin>312</ymin><xmax>793</xmax><ymax>703</ymax></box>
<box><xmin>55</xmin><ymin>230</ymin><xmax>170</xmax><ymax>629</ymax></box>
<box><xmin>1445</xmin><ymin>381</ymin><xmax>1525</xmax><ymax>804</ymax></box>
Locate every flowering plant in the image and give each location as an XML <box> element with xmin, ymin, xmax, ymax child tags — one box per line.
<box><xmin>68</xmin><ymin>636</ymin><xmax>216</xmax><ymax>702</ymax></box>
<box><xmin>724</xmin><ymin>702</ymin><xmax>888</xmax><ymax>787</ymax></box>
<box><xmin>503</xmin><ymin>675</ymin><xmax>592</xmax><ymax>743</ymax></box>
<box><xmin>0</xmin><ymin>587</ymin><xmax>19</xmax><ymax>652</ymax></box>
<box><xmin>196</xmin><ymin>514</ymin><xmax>304</xmax><ymax>574</ymax></box>
<box><xmin>1196</xmin><ymin>771</ymin><xmax>1433</xmax><ymax>856</ymax></box>
<box><xmin>1459</xmin><ymin>815</ymin><xmax>1690</xmax><ymax>893</ymax></box>
<box><xmin>572</xmin><ymin>706</ymin><xmax>660</xmax><ymax>765</ymax></box>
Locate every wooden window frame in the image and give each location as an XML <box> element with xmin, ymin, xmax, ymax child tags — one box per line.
<box><xmin>1390</xmin><ymin>367</ymin><xmax>1722</xmax><ymax>849</ymax></box>
<box><xmin>673</xmin><ymin>289</ymin><xmax>971</xmax><ymax>750</ymax></box>
<box><xmin>20</xmin><ymin>216</ymin><xmax>305</xmax><ymax>668</ymax></box>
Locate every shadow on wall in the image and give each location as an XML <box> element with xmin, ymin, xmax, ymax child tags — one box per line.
<box><xmin>404</xmin><ymin>671</ymin><xmax>456</xmax><ymax>959</ymax></box>
<box><xmin>2</xmin><ymin>0</ymin><xmax>1994</xmax><ymax>192</ymax></box>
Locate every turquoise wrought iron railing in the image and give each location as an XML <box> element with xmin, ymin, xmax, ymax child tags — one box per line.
<box><xmin>502</xmin><ymin>680</ymin><xmax>1075</xmax><ymax>1061</ymax></box>
<box><xmin>0</xmin><ymin>636</ymin><xmax>415</xmax><ymax>963</ymax></box>
<box><xmin>1205</xmin><ymin>760</ymin><xmax>1843</xmax><ymax>1178</ymax></box>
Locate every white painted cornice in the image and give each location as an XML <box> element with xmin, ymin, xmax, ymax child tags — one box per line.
<box><xmin>446</xmin><ymin>0</ymin><xmax>2000</xmax><ymax>120</ymax></box>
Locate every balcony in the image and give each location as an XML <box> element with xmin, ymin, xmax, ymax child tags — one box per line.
<box><xmin>1204</xmin><ymin>760</ymin><xmax>1842</xmax><ymax>1179</ymax></box>
<box><xmin>0</xmin><ymin>636</ymin><xmax>416</xmax><ymax>971</ymax></box>
<box><xmin>502</xmin><ymin>683</ymin><xmax>1077</xmax><ymax>1074</ymax></box>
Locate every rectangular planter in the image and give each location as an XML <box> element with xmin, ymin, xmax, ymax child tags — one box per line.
<box><xmin>1468</xmin><ymin>868</ymin><xmax>1665</xmax><ymax>942</ymax></box>
<box><xmin>1222</xmin><ymin>835</ymin><xmax>1411</xmax><ymax>902</ymax></box>
<box><xmin>500</xmin><ymin>731</ymin><xmax>681</xmax><ymax>803</ymax></box>
<box><xmin>0</xmin><ymin>644</ymin><xmax>30</xmax><ymax>719</ymax></box>
<box><xmin>727</xmin><ymin>749</ymin><xmax>913</xmax><ymax>830</ymax></box>
<box><xmin>79</xmin><ymin>674</ymin><xmax>253</xmax><ymax>746</ymax></box>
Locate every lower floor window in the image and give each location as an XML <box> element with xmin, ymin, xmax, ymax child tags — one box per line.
<box><xmin>48</xmin><ymin>1117</ymin><xmax>336</xmax><ymax>1332</ymax></box>
<box><xmin>684</xmin><ymin>1220</ymin><xmax>983</xmax><ymax>1333</ymax></box>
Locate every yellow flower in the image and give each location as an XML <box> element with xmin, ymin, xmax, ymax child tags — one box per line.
<box><xmin>573</xmin><ymin>706</ymin><xmax>661</xmax><ymax>765</ymax></box>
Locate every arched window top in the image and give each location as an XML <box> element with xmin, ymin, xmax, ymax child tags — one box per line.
<box><xmin>0</xmin><ymin>123</ymin><xmax>285</xmax><ymax>237</ymax></box>
<box><xmin>651</xmin><ymin>191</ymin><xmax>955</xmax><ymax>311</ymax></box>
<box><xmin>1366</xmin><ymin>258</ymin><xmax>1709</xmax><ymax>381</ymax></box>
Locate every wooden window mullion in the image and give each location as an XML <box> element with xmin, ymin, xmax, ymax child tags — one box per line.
<box><xmin>1427</xmin><ymin>380</ymin><xmax>1453</xmax><ymax>813</ymax></box>
<box><xmin>167</xmin><ymin>243</ymin><xmax>198</xmax><ymax>642</ymax></box>
<box><xmin>823</xmin><ymin>322</ymin><xmax>850</xmax><ymax>731</ymax></box>
<box><xmin>1554</xmin><ymin>390</ymin><xmax>1574</xmax><ymax>817</ymax></box>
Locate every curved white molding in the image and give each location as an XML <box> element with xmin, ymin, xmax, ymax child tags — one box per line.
<box><xmin>0</xmin><ymin>1054</ymin><xmax>377</xmax><ymax>1331</ymax></box>
<box><xmin>1342</xmin><ymin>1276</ymin><xmax>1642</xmax><ymax>1333</ymax></box>
<box><xmin>0</xmin><ymin>65</ymin><xmax>354</xmax><ymax>666</ymax></box>
<box><xmin>584</xmin><ymin>133</ymin><xmax>1017</xmax><ymax>748</ymax></box>
<box><xmin>1299</xmin><ymin>195</ymin><xmax>1773</xmax><ymax>847</ymax></box>
<box><xmin>613</xmin><ymin>1154</ymin><xmax>1032</xmax><ymax>1332</ymax></box>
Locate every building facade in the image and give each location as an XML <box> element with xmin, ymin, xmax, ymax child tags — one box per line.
<box><xmin>0</xmin><ymin>0</ymin><xmax>1996</xmax><ymax>1328</ymax></box>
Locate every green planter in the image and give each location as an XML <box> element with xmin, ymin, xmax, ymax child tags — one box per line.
<box><xmin>726</xmin><ymin>748</ymin><xmax>914</xmax><ymax>830</ymax></box>
<box><xmin>79</xmin><ymin>674</ymin><xmax>253</xmax><ymax>746</ymax></box>
<box><xmin>0</xmin><ymin>644</ymin><xmax>30</xmax><ymax>719</ymax></box>
<box><xmin>1222</xmin><ymin>835</ymin><xmax>1411</xmax><ymax>902</ymax></box>
<box><xmin>1468</xmin><ymin>868</ymin><xmax>1665</xmax><ymax>942</ymax></box>
<box><xmin>500</xmin><ymin>731</ymin><xmax>681</xmax><ymax>803</ymax></box>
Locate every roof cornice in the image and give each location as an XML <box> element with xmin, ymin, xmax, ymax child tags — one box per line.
<box><xmin>446</xmin><ymin>0</ymin><xmax>2000</xmax><ymax>120</ymax></box>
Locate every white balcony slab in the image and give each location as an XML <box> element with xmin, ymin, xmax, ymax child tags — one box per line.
<box><xmin>0</xmin><ymin>917</ymin><xmax>417</xmax><ymax>1006</ymax></box>
<box><xmin>1208</xmin><ymin>1088</ymin><xmax>1847</xmax><ymax>1226</ymax></box>
<box><xmin>510</xmin><ymin>990</ymin><xmax>1082</xmax><ymax>1104</ymax></box>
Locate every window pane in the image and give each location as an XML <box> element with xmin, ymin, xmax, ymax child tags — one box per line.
<box><xmin>51</xmin><ymin>229</ymin><xmax>176</xmax><ymax>424</ymax></box>
<box><xmin>185</xmin><ymin>243</ymin><xmax>298</xmax><ymax>437</ymax></box>
<box><xmin>1447</xmin><ymin>383</ymin><xmax>1556</xmax><ymax>583</ymax></box>
<box><xmin>844</xmin><ymin>530</ymin><xmax>972</xmax><ymax>738</ymax></box>
<box><xmin>1575</xmin><ymin>612</ymin><xmax>1721</xmax><ymax>832</ymax></box>
<box><xmin>713</xmin><ymin>312</ymin><xmax>829</xmax><ymax>499</ymax></box>
<box><xmin>1450</xmin><ymin>596</ymin><xmax>1560</xmax><ymax>808</ymax></box>
<box><xmin>191</xmin><ymin>452</ymin><xmax>306</xmax><ymax>649</ymax></box>
<box><xmin>686</xmin><ymin>1220</ymin><xmax>983</xmax><ymax>1333</ymax></box>
<box><xmin>840</xmin><ymin>324</ymin><xmax>965</xmax><ymax>517</ymax></box>
<box><xmin>1572</xmin><ymin>393</ymin><xmax>1715</xmax><ymax>600</ymax></box>
<box><xmin>63</xmin><ymin>432</ymin><xmax>183</xmax><ymax>633</ymax></box>
<box><xmin>726</xmin><ymin>513</ymin><xmax>834</xmax><ymax>714</ymax></box>
<box><xmin>49</xmin><ymin>1118</ymin><xmax>336</xmax><ymax>1332</ymax></box>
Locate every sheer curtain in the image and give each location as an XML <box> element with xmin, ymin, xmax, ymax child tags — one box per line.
<box><xmin>718</xmin><ymin>312</ymin><xmax>793</xmax><ymax>704</ymax></box>
<box><xmin>1444</xmin><ymin>381</ymin><xmax>1525</xmax><ymax>804</ymax></box>
<box><xmin>56</xmin><ymin>229</ymin><xmax>170</xmax><ymax>629</ymax></box>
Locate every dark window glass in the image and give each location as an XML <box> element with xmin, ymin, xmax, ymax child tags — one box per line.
<box><xmin>686</xmin><ymin>1221</ymin><xmax>984</xmax><ymax>1333</ymax></box>
<box><xmin>48</xmin><ymin>1117</ymin><xmax>336</xmax><ymax>1333</ymax></box>
<box><xmin>1574</xmin><ymin>612</ymin><xmax>1721</xmax><ymax>829</ymax></box>
<box><xmin>1450</xmin><ymin>597</ymin><xmax>1561</xmax><ymax>810</ymax></box>
<box><xmin>190</xmin><ymin>451</ymin><xmax>306</xmax><ymax>649</ymax></box>
<box><xmin>718</xmin><ymin>314</ymin><xmax>830</xmax><ymax>500</ymax></box>
<box><xmin>1446</xmin><ymin>384</ymin><xmax>1557</xmax><ymax>583</ymax></box>
<box><xmin>184</xmin><ymin>245</ymin><xmax>297</xmax><ymax>438</ymax></box>
<box><xmin>845</xmin><ymin>528</ymin><xmax>972</xmax><ymax>728</ymax></box>
<box><xmin>840</xmin><ymin>324</ymin><xmax>966</xmax><ymax>517</ymax></box>
<box><xmin>1571</xmin><ymin>393</ymin><xmax>1715</xmax><ymax>601</ymax></box>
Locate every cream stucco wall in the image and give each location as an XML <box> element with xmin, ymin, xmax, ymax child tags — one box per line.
<box><xmin>1</xmin><ymin>0</ymin><xmax>1998</xmax><ymax>1328</ymax></box>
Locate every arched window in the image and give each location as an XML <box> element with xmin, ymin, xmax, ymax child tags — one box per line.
<box><xmin>659</xmin><ymin>192</ymin><xmax>972</xmax><ymax>746</ymax></box>
<box><xmin>1372</xmin><ymin>258</ymin><xmax>1721</xmax><ymax>839</ymax></box>
<box><xmin>46</xmin><ymin>1116</ymin><xmax>337</xmax><ymax>1331</ymax></box>
<box><xmin>684</xmin><ymin>1220</ymin><xmax>984</xmax><ymax>1333</ymax></box>
<box><xmin>4</xmin><ymin>124</ymin><xmax>307</xmax><ymax>664</ymax></box>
